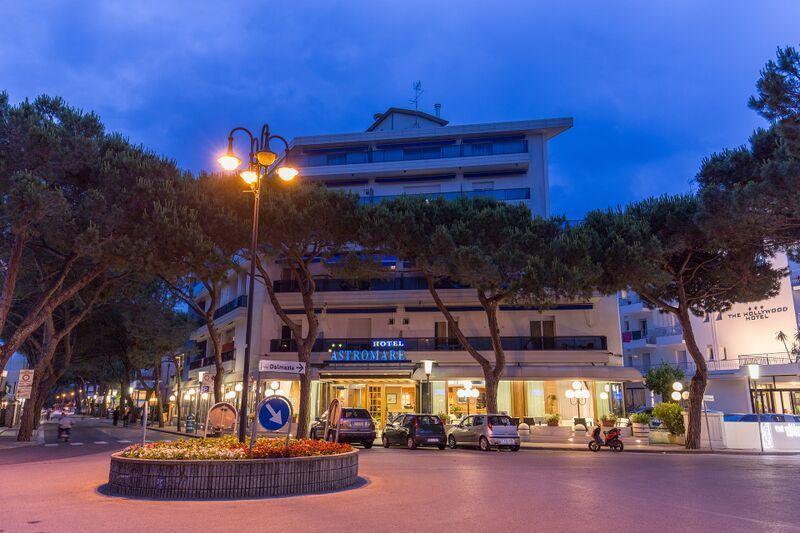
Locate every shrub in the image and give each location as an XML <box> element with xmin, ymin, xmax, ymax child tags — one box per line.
<box><xmin>652</xmin><ymin>402</ymin><xmax>685</xmax><ymax>436</ymax></box>
<box><xmin>545</xmin><ymin>413</ymin><xmax>561</xmax><ymax>425</ymax></box>
<box><xmin>601</xmin><ymin>412</ymin><xmax>619</xmax><ymax>424</ymax></box>
<box><xmin>119</xmin><ymin>435</ymin><xmax>352</xmax><ymax>460</ymax></box>
<box><xmin>629</xmin><ymin>412</ymin><xmax>652</xmax><ymax>424</ymax></box>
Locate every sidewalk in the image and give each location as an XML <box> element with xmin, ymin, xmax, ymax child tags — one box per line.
<box><xmin>518</xmin><ymin>435</ymin><xmax>800</xmax><ymax>455</ymax></box>
<box><xmin>0</xmin><ymin>425</ymin><xmax>44</xmax><ymax>450</ymax></box>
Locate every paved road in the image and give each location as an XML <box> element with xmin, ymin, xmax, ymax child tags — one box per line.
<box><xmin>1</xmin><ymin>417</ymin><xmax>799</xmax><ymax>532</ymax></box>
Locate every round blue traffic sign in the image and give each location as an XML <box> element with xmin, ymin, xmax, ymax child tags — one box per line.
<box><xmin>258</xmin><ymin>396</ymin><xmax>291</xmax><ymax>431</ymax></box>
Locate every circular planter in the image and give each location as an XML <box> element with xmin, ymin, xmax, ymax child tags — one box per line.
<box><xmin>108</xmin><ymin>449</ymin><xmax>358</xmax><ymax>499</ymax></box>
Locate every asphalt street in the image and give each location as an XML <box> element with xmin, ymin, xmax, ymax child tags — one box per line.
<box><xmin>1</xmin><ymin>417</ymin><xmax>799</xmax><ymax>532</ymax></box>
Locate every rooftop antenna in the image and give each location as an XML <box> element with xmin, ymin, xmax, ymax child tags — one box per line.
<box><xmin>410</xmin><ymin>81</ymin><xmax>423</xmax><ymax>110</ymax></box>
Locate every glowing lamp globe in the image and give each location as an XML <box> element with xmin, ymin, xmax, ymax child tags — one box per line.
<box><xmin>217</xmin><ymin>153</ymin><xmax>242</xmax><ymax>171</ymax></box>
<box><xmin>276</xmin><ymin>166</ymin><xmax>299</xmax><ymax>181</ymax></box>
<box><xmin>240</xmin><ymin>169</ymin><xmax>258</xmax><ymax>185</ymax></box>
<box><xmin>671</xmin><ymin>391</ymin><xmax>682</xmax><ymax>401</ymax></box>
<box><xmin>565</xmin><ymin>389</ymin><xmax>575</xmax><ymax>399</ymax></box>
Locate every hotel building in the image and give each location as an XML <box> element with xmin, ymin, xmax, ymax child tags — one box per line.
<box><xmin>620</xmin><ymin>255</ymin><xmax>800</xmax><ymax>415</ymax></box>
<box><xmin>182</xmin><ymin>107</ymin><xmax>640</xmax><ymax>429</ymax></box>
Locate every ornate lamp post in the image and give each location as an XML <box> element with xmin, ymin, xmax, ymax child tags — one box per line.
<box><xmin>565</xmin><ymin>380</ymin><xmax>590</xmax><ymax>420</ymax></box>
<box><xmin>217</xmin><ymin>124</ymin><xmax>299</xmax><ymax>442</ymax></box>
<box><xmin>456</xmin><ymin>382</ymin><xmax>479</xmax><ymax>418</ymax></box>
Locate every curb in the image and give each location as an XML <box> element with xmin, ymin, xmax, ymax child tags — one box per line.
<box><xmin>148</xmin><ymin>427</ymin><xmax>201</xmax><ymax>439</ymax></box>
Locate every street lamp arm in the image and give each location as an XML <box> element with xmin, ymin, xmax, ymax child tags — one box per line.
<box><xmin>267</xmin><ymin>134</ymin><xmax>290</xmax><ymax>152</ymax></box>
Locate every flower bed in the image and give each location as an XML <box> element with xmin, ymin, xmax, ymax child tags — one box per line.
<box><xmin>109</xmin><ymin>437</ymin><xmax>359</xmax><ymax>499</ymax></box>
<box><xmin>119</xmin><ymin>436</ymin><xmax>352</xmax><ymax>461</ymax></box>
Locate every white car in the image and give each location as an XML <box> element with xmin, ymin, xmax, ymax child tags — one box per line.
<box><xmin>446</xmin><ymin>414</ymin><xmax>521</xmax><ymax>451</ymax></box>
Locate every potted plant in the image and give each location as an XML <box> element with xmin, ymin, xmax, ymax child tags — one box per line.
<box><xmin>545</xmin><ymin>413</ymin><xmax>561</xmax><ymax>427</ymax></box>
<box><xmin>629</xmin><ymin>412</ymin><xmax>652</xmax><ymax>437</ymax></box>
<box><xmin>600</xmin><ymin>412</ymin><xmax>618</xmax><ymax>428</ymax></box>
<box><xmin>652</xmin><ymin>402</ymin><xmax>685</xmax><ymax>445</ymax></box>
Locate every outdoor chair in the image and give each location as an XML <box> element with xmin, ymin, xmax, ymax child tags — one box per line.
<box><xmin>533</xmin><ymin>416</ymin><xmax>546</xmax><ymax>426</ymax></box>
<box><xmin>572</xmin><ymin>417</ymin><xmax>588</xmax><ymax>431</ymax></box>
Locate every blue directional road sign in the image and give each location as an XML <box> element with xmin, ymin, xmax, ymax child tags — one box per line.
<box><xmin>258</xmin><ymin>396</ymin><xmax>291</xmax><ymax>431</ymax></box>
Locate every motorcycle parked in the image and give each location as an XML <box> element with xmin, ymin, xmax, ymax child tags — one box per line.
<box><xmin>589</xmin><ymin>426</ymin><xmax>623</xmax><ymax>452</ymax></box>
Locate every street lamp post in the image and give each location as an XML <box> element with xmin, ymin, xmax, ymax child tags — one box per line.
<box><xmin>456</xmin><ymin>382</ymin><xmax>479</xmax><ymax>418</ymax></box>
<box><xmin>565</xmin><ymin>380</ymin><xmax>590</xmax><ymax>420</ymax></box>
<box><xmin>421</xmin><ymin>360</ymin><xmax>434</xmax><ymax>413</ymax></box>
<box><xmin>747</xmin><ymin>364</ymin><xmax>764</xmax><ymax>453</ymax></box>
<box><xmin>217</xmin><ymin>124</ymin><xmax>299</xmax><ymax>443</ymax></box>
<box><xmin>173</xmin><ymin>354</ymin><xmax>183</xmax><ymax>431</ymax></box>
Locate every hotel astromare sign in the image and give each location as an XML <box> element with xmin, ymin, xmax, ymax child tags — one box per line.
<box><xmin>328</xmin><ymin>339</ymin><xmax>407</xmax><ymax>362</ymax></box>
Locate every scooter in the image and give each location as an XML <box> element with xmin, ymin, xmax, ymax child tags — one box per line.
<box><xmin>589</xmin><ymin>426</ymin><xmax>623</xmax><ymax>452</ymax></box>
<box><xmin>58</xmin><ymin>427</ymin><xmax>71</xmax><ymax>442</ymax></box>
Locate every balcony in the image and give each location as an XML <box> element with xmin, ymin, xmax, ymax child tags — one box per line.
<box><xmin>187</xmin><ymin>349</ymin><xmax>236</xmax><ymax>370</ymax></box>
<box><xmin>359</xmin><ymin>187</ymin><xmax>531</xmax><ymax>205</ymax></box>
<box><xmin>273</xmin><ymin>276</ymin><xmax>467</xmax><ymax>293</ymax></box>
<box><xmin>269</xmin><ymin>335</ymin><xmax>607</xmax><ymax>353</ymax></box>
<box><xmin>628</xmin><ymin>353</ymin><xmax>797</xmax><ymax>375</ymax></box>
<box><xmin>213</xmin><ymin>295</ymin><xmax>248</xmax><ymax>320</ymax></box>
<box><xmin>295</xmin><ymin>138</ymin><xmax>528</xmax><ymax>168</ymax></box>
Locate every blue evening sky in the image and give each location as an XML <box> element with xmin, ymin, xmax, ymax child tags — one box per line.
<box><xmin>1</xmin><ymin>1</ymin><xmax>797</xmax><ymax>218</ymax></box>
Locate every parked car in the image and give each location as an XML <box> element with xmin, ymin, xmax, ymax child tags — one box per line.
<box><xmin>310</xmin><ymin>408</ymin><xmax>376</xmax><ymax>448</ymax></box>
<box><xmin>446</xmin><ymin>414</ymin><xmax>520</xmax><ymax>451</ymax></box>
<box><xmin>382</xmin><ymin>413</ymin><xmax>446</xmax><ymax>450</ymax></box>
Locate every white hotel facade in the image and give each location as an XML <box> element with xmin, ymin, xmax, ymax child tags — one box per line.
<box><xmin>182</xmin><ymin>107</ymin><xmax>640</xmax><ymax>429</ymax></box>
<box><xmin>620</xmin><ymin>256</ymin><xmax>800</xmax><ymax>415</ymax></box>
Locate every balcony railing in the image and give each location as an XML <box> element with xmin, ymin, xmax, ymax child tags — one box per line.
<box><xmin>270</xmin><ymin>335</ymin><xmax>607</xmax><ymax>353</ymax></box>
<box><xmin>213</xmin><ymin>295</ymin><xmax>248</xmax><ymax>319</ymax></box>
<box><xmin>273</xmin><ymin>276</ymin><xmax>467</xmax><ymax>293</ymax></box>
<box><xmin>359</xmin><ymin>188</ymin><xmax>531</xmax><ymax>205</ymax></box>
<box><xmin>623</xmin><ymin>326</ymin><xmax>683</xmax><ymax>344</ymax></box>
<box><xmin>628</xmin><ymin>353</ymin><xmax>798</xmax><ymax>375</ymax></box>
<box><xmin>187</xmin><ymin>349</ymin><xmax>236</xmax><ymax>370</ymax></box>
<box><xmin>296</xmin><ymin>138</ymin><xmax>528</xmax><ymax>168</ymax></box>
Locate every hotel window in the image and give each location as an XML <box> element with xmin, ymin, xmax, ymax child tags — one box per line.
<box><xmin>707</xmin><ymin>346</ymin><xmax>715</xmax><ymax>361</ymax></box>
<box><xmin>435</xmin><ymin>321</ymin><xmax>458</xmax><ymax>349</ymax></box>
<box><xmin>473</xmin><ymin>181</ymin><xmax>495</xmax><ymax>191</ymax></box>
<box><xmin>524</xmin><ymin>381</ymin><xmax>546</xmax><ymax>417</ymax></box>
<box><xmin>530</xmin><ymin>319</ymin><xmax>555</xmax><ymax>349</ymax></box>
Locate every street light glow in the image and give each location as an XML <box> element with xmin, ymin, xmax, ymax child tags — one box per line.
<box><xmin>276</xmin><ymin>166</ymin><xmax>299</xmax><ymax>181</ymax></box>
<box><xmin>217</xmin><ymin>153</ymin><xmax>242</xmax><ymax>171</ymax></box>
<box><xmin>747</xmin><ymin>364</ymin><xmax>760</xmax><ymax>380</ymax></box>
<box><xmin>672</xmin><ymin>381</ymin><xmax>683</xmax><ymax>392</ymax></box>
<box><xmin>240</xmin><ymin>169</ymin><xmax>258</xmax><ymax>185</ymax></box>
<box><xmin>671</xmin><ymin>391</ymin><xmax>682</xmax><ymax>401</ymax></box>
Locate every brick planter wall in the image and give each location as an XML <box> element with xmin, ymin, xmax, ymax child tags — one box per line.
<box><xmin>108</xmin><ymin>449</ymin><xmax>358</xmax><ymax>499</ymax></box>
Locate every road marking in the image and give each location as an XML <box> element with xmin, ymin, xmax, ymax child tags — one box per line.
<box><xmin>94</xmin><ymin>441</ymin><xmax>108</xmax><ymax>444</ymax></box>
<box><xmin>69</xmin><ymin>442</ymin><xmax>84</xmax><ymax>446</ymax></box>
<box><xmin>44</xmin><ymin>443</ymin><xmax>58</xmax><ymax>447</ymax></box>
<box><xmin>117</xmin><ymin>439</ymin><xmax>132</xmax><ymax>443</ymax></box>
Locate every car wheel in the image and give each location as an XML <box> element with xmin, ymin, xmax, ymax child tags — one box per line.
<box><xmin>406</xmin><ymin>436</ymin><xmax>417</xmax><ymax>450</ymax></box>
<box><xmin>437</xmin><ymin>443</ymin><xmax>446</xmax><ymax>450</ymax></box>
<box><xmin>589</xmin><ymin>441</ymin><xmax>600</xmax><ymax>452</ymax></box>
<box><xmin>363</xmin><ymin>440</ymin><xmax>373</xmax><ymax>449</ymax></box>
<box><xmin>448</xmin><ymin>435</ymin><xmax>457</xmax><ymax>449</ymax></box>
<box><xmin>479</xmin><ymin>436</ymin><xmax>490</xmax><ymax>451</ymax></box>
<box><xmin>382</xmin><ymin>435</ymin><xmax>390</xmax><ymax>448</ymax></box>
<box><xmin>510</xmin><ymin>445</ymin><xmax>520</xmax><ymax>452</ymax></box>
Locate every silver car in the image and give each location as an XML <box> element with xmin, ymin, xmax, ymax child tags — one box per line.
<box><xmin>446</xmin><ymin>414</ymin><xmax>521</xmax><ymax>451</ymax></box>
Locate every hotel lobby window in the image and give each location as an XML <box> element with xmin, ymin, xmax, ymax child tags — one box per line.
<box><xmin>524</xmin><ymin>381</ymin><xmax>546</xmax><ymax>417</ymax></box>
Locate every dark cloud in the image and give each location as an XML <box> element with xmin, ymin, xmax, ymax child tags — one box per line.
<box><xmin>1</xmin><ymin>1</ymin><xmax>797</xmax><ymax>217</ymax></box>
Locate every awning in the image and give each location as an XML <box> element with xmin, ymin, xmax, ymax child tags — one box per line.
<box><xmin>411</xmin><ymin>364</ymin><xmax>643</xmax><ymax>382</ymax></box>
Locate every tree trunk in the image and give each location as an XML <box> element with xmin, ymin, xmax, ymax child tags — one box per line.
<box><xmin>0</xmin><ymin>233</ymin><xmax>25</xmax><ymax>350</ymax></box>
<box><xmin>297</xmin><ymin>372</ymin><xmax>312</xmax><ymax>438</ymax></box>
<box><xmin>676</xmin><ymin>306</ymin><xmax>708</xmax><ymax>450</ymax></box>
<box><xmin>483</xmin><ymin>371</ymin><xmax>499</xmax><ymax>414</ymax></box>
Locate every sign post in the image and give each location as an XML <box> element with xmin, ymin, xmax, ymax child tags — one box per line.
<box><xmin>17</xmin><ymin>369</ymin><xmax>34</xmax><ymax>400</ymax></box>
<box><xmin>204</xmin><ymin>402</ymin><xmax>238</xmax><ymax>437</ymax></box>
<box><xmin>702</xmin><ymin>395</ymin><xmax>714</xmax><ymax>452</ymax></box>
<box><xmin>250</xmin><ymin>395</ymin><xmax>293</xmax><ymax>452</ymax></box>
<box><xmin>324</xmin><ymin>398</ymin><xmax>342</xmax><ymax>444</ymax></box>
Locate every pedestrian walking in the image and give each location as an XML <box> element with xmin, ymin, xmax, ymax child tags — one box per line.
<box><xmin>122</xmin><ymin>408</ymin><xmax>130</xmax><ymax>427</ymax></box>
<box><xmin>112</xmin><ymin>407</ymin><xmax>120</xmax><ymax>426</ymax></box>
<box><xmin>58</xmin><ymin>410</ymin><xmax>72</xmax><ymax>442</ymax></box>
